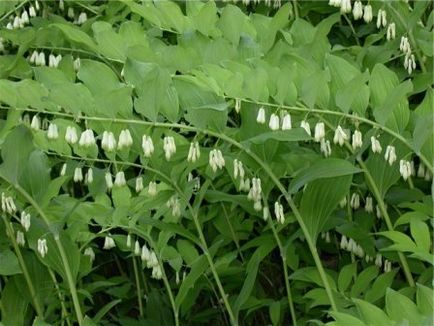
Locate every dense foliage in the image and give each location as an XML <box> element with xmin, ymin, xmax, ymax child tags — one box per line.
<box><xmin>0</xmin><ymin>0</ymin><xmax>433</xmax><ymax>325</ymax></box>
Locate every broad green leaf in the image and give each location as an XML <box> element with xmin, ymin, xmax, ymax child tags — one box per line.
<box><xmin>269</xmin><ymin>301</ymin><xmax>281</xmax><ymax>326</ymax></box>
<box><xmin>289</xmin><ymin>158</ymin><xmax>361</xmax><ymax>194</ymax></box>
<box><xmin>369</xmin><ymin>64</ymin><xmax>410</xmax><ymax>132</ymax></box>
<box><xmin>0</xmin><ymin>250</ymin><xmax>21</xmax><ymax>275</ymax></box>
<box><xmin>1</xmin><ymin>279</ymin><xmax>27</xmax><ymax>326</ymax></box>
<box><xmin>77</xmin><ymin>59</ymin><xmax>121</xmax><ymax>94</ymax></box>
<box><xmin>20</xmin><ymin>150</ymin><xmax>50</xmax><ymax>203</ymax></box>
<box><xmin>354</xmin><ymin>298</ymin><xmax>394</xmax><ymax>326</ymax></box>
<box><xmin>410</xmin><ymin>219</ymin><xmax>431</xmax><ymax>252</ymax></box>
<box><xmin>92</xmin><ymin>22</ymin><xmax>127</xmax><ymax>61</ymax></box>
<box><xmin>416</xmin><ymin>283</ymin><xmax>434</xmax><ymax>315</ymax></box>
<box><xmin>50</xmin><ymin>23</ymin><xmax>98</xmax><ymax>52</ymax></box>
<box><xmin>337</xmin><ymin>263</ymin><xmax>357</xmax><ymax>292</ymax></box>
<box><xmin>350</xmin><ymin>266</ymin><xmax>379</xmax><ymax>298</ymax></box>
<box><xmin>386</xmin><ymin>288</ymin><xmax>423</xmax><ymax>325</ymax></box>
<box><xmin>290</xmin><ymin>267</ymin><xmax>337</xmax><ymax>290</ymax></box>
<box><xmin>243</xmin><ymin>128</ymin><xmax>311</xmax><ymax>145</ymax></box>
<box><xmin>177</xmin><ymin>239</ymin><xmax>199</xmax><ymax>266</ymax></box>
<box><xmin>364</xmin><ymin>270</ymin><xmax>396</xmax><ymax>303</ymax></box>
<box><xmin>329</xmin><ymin>312</ymin><xmax>367</xmax><ymax>326</ymax></box>
<box><xmin>300</xmin><ymin>175</ymin><xmax>353</xmax><ymax>240</ymax></box>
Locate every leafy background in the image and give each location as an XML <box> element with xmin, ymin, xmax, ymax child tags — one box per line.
<box><xmin>0</xmin><ymin>0</ymin><xmax>432</xmax><ymax>325</ymax></box>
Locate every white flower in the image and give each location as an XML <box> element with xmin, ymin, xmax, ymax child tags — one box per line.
<box><xmin>16</xmin><ymin>231</ymin><xmax>25</xmax><ymax>246</ymax></box>
<box><xmin>21</xmin><ymin>10</ymin><xmax>29</xmax><ymax>24</ymax></box>
<box><xmin>384</xmin><ymin>145</ymin><xmax>397</xmax><ymax>165</ymax></box>
<box><xmin>417</xmin><ymin>164</ymin><xmax>425</xmax><ymax>178</ymax></box>
<box><xmin>314</xmin><ymin>122</ymin><xmax>325</xmax><ymax>142</ymax></box>
<box><xmin>21</xmin><ymin>211</ymin><xmax>31</xmax><ymax>231</ymax></box>
<box><xmin>118</xmin><ymin>129</ymin><xmax>133</xmax><ymax>150</ymax></box>
<box><xmin>31</xmin><ymin>116</ymin><xmax>41</xmax><ymax>130</ymax></box>
<box><xmin>375</xmin><ymin>253</ymin><xmax>382</xmax><ymax>268</ymax></box>
<box><xmin>370</xmin><ymin>136</ymin><xmax>382</xmax><ymax>153</ymax></box>
<box><xmin>49</xmin><ymin>54</ymin><xmax>57</xmax><ymax>68</ymax></box>
<box><xmin>239</xmin><ymin>178</ymin><xmax>250</xmax><ymax>192</ymax></box>
<box><xmin>320</xmin><ymin>139</ymin><xmax>332</xmax><ymax>157</ymax></box>
<box><xmin>404</xmin><ymin>53</ymin><xmax>416</xmax><ymax>74</ymax></box>
<box><xmin>274</xmin><ymin>201</ymin><xmax>285</xmax><ymax>224</ymax></box>
<box><xmin>103</xmin><ymin>236</ymin><xmax>116</xmax><ymax>250</ymax></box>
<box><xmin>101</xmin><ymin>131</ymin><xmax>117</xmax><ymax>152</ymax></box>
<box><xmin>263</xmin><ymin>206</ymin><xmax>269</xmax><ymax>221</ymax></box>
<box><xmin>29</xmin><ymin>5</ymin><xmax>36</xmax><ymax>17</ymax></box>
<box><xmin>142</xmin><ymin>135</ymin><xmax>154</xmax><ymax>157</ymax></box>
<box><xmin>333</xmin><ymin>125</ymin><xmax>348</xmax><ymax>146</ymax></box>
<box><xmin>339</xmin><ymin>197</ymin><xmax>347</xmax><ymax>208</ymax></box>
<box><xmin>268</xmin><ymin>113</ymin><xmax>280</xmax><ymax>131</ymax></box>
<box><xmin>78</xmin><ymin>129</ymin><xmax>95</xmax><ymax>147</ymax></box>
<box><xmin>141</xmin><ymin>244</ymin><xmax>150</xmax><ymax>262</ymax></box>
<box><xmin>340</xmin><ymin>235</ymin><xmax>348</xmax><ymax>250</ymax></box>
<box><xmin>400</xmin><ymin>36</ymin><xmax>411</xmax><ymax>55</ymax></box>
<box><xmin>37</xmin><ymin>238</ymin><xmax>48</xmax><ymax>257</ymax></box>
<box><xmin>13</xmin><ymin>16</ymin><xmax>21</xmax><ymax>29</ymax></box>
<box><xmin>256</xmin><ymin>107</ymin><xmax>266</xmax><ymax>124</ymax></box>
<box><xmin>399</xmin><ymin>160</ymin><xmax>412</xmax><ymax>181</ymax></box>
<box><xmin>37</xmin><ymin>52</ymin><xmax>46</xmax><ymax>66</ymax></box>
<box><xmin>73</xmin><ymin>58</ymin><xmax>81</xmax><ymax>71</ymax></box>
<box><xmin>148</xmin><ymin>181</ymin><xmax>157</xmax><ymax>197</ymax></box>
<box><xmin>248</xmin><ymin>178</ymin><xmax>262</xmax><ymax>202</ymax></box>
<box><xmin>148</xmin><ymin>251</ymin><xmax>159</xmax><ymax>268</ymax></box>
<box><xmin>300</xmin><ymin>120</ymin><xmax>311</xmax><ymax>136</ymax></box>
<box><xmin>340</xmin><ymin>0</ymin><xmax>351</xmax><ymax>14</ymax></box>
<box><xmin>59</xmin><ymin>0</ymin><xmax>65</xmax><ymax>11</ymax></box>
<box><xmin>65</xmin><ymin>126</ymin><xmax>78</xmax><ymax>144</ymax></box>
<box><xmin>384</xmin><ymin>260</ymin><xmax>392</xmax><ymax>273</ymax></box>
<box><xmin>363</xmin><ymin>5</ymin><xmax>373</xmax><ymax>23</ymax></box>
<box><xmin>85</xmin><ymin>168</ymin><xmax>93</xmax><ymax>185</ymax></box>
<box><xmin>73</xmin><ymin>167</ymin><xmax>83</xmax><ymax>182</ymax></box>
<box><xmin>126</xmin><ymin>234</ymin><xmax>132</xmax><ymax>248</ymax></box>
<box><xmin>35</xmin><ymin>0</ymin><xmax>40</xmax><ymax>11</ymax></box>
<box><xmin>1</xmin><ymin>194</ymin><xmax>16</xmax><ymax>214</ymax></box>
<box><xmin>6</xmin><ymin>22</ymin><xmax>13</xmax><ymax>30</ymax></box>
<box><xmin>365</xmin><ymin>196</ymin><xmax>373</xmax><ymax>213</ymax></box>
<box><xmin>135</xmin><ymin>177</ymin><xmax>144</xmax><ymax>193</ymax></box>
<box><xmin>163</xmin><ymin>136</ymin><xmax>176</xmax><ymax>160</ymax></box>
<box><xmin>329</xmin><ymin>0</ymin><xmax>341</xmax><ymax>8</ymax></box>
<box><xmin>386</xmin><ymin>23</ymin><xmax>396</xmax><ymax>41</ymax></box>
<box><xmin>77</xmin><ymin>12</ymin><xmax>87</xmax><ymax>25</ymax></box>
<box><xmin>105</xmin><ymin>172</ymin><xmax>113</xmax><ymax>190</ymax></box>
<box><xmin>281</xmin><ymin>112</ymin><xmax>292</xmax><ymax>130</ymax></box>
<box><xmin>114</xmin><ymin>171</ymin><xmax>126</xmax><ymax>187</ymax></box>
<box><xmin>84</xmin><ymin>247</ymin><xmax>95</xmax><ymax>262</ymax></box>
<box><xmin>209</xmin><ymin>149</ymin><xmax>225</xmax><ymax>172</ymax></box>
<box><xmin>151</xmin><ymin>265</ymin><xmax>163</xmax><ymax>280</ymax></box>
<box><xmin>376</xmin><ymin>9</ymin><xmax>387</xmax><ymax>28</ymax></box>
<box><xmin>352</xmin><ymin>130</ymin><xmax>363</xmax><ymax>149</ymax></box>
<box><xmin>352</xmin><ymin>1</ymin><xmax>363</xmax><ymax>20</ymax></box>
<box><xmin>29</xmin><ymin>50</ymin><xmax>38</xmax><ymax>64</ymax></box>
<box><xmin>47</xmin><ymin>123</ymin><xmax>59</xmax><ymax>140</ymax></box>
<box><xmin>60</xmin><ymin>163</ymin><xmax>67</xmax><ymax>176</ymax></box>
<box><xmin>134</xmin><ymin>240</ymin><xmax>141</xmax><ymax>255</ymax></box>
<box><xmin>233</xmin><ymin>159</ymin><xmax>245</xmax><ymax>180</ymax></box>
<box><xmin>68</xmin><ymin>7</ymin><xmax>75</xmax><ymax>18</ymax></box>
<box><xmin>235</xmin><ymin>99</ymin><xmax>241</xmax><ymax>113</ymax></box>
<box><xmin>376</xmin><ymin>205</ymin><xmax>382</xmax><ymax>219</ymax></box>
<box><xmin>253</xmin><ymin>200</ymin><xmax>262</xmax><ymax>212</ymax></box>
<box><xmin>350</xmin><ymin>193</ymin><xmax>360</xmax><ymax>209</ymax></box>
<box><xmin>187</xmin><ymin>141</ymin><xmax>200</xmax><ymax>163</ymax></box>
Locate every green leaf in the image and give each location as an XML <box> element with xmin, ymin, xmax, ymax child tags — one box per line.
<box><xmin>0</xmin><ymin>279</ymin><xmax>27</xmax><ymax>326</ymax></box>
<box><xmin>77</xmin><ymin>59</ymin><xmax>121</xmax><ymax>94</ymax></box>
<box><xmin>416</xmin><ymin>283</ymin><xmax>434</xmax><ymax>315</ymax></box>
<box><xmin>269</xmin><ymin>301</ymin><xmax>281</xmax><ymax>326</ymax></box>
<box><xmin>337</xmin><ymin>263</ymin><xmax>357</xmax><ymax>292</ymax></box>
<box><xmin>50</xmin><ymin>23</ymin><xmax>98</xmax><ymax>52</ymax></box>
<box><xmin>386</xmin><ymin>288</ymin><xmax>423</xmax><ymax>325</ymax></box>
<box><xmin>177</xmin><ymin>240</ymin><xmax>199</xmax><ymax>266</ymax></box>
<box><xmin>20</xmin><ymin>150</ymin><xmax>50</xmax><ymax>203</ymax></box>
<box><xmin>92</xmin><ymin>22</ymin><xmax>127</xmax><ymax>61</ymax></box>
<box><xmin>289</xmin><ymin>158</ymin><xmax>361</xmax><ymax>194</ymax></box>
<box><xmin>243</xmin><ymin>128</ymin><xmax>311</xmax><ymax>145</ymax></box>
<box><xmin>93</xmin><ymin>299</ymin><xmax>122</xmax><ymax>324</ymax></box>
<box><xmin>410</xmin><ymin>219</ymin><xmax>431</xmax><ymax>252</ymax></box>
<box><xmin>300</xmin><ymin>175</ymin><xmax>353</xmax><ymax>240</ymax></box>
<box><xmin>350</xmin><ymin>266</ymin><xmax>379</xmax><ymax>298</ymax></box>
<box><xmin>364</xmin><ymin>270</ymin><xmax>396</xmax><ymax>304</ymax></box>
<box><xmin>0</xmin><ymin>250</ymin><xmax>21</xmax><ymax>276</ymax></box>
<box><xmin>329</xmin><ymin>312</ymin><xmax>367</xmax><ymax>326</ymax></box>
<box><xmin>369</xmin><ymin>64</ymin><xmax>410</xmax><ymax>132</ymax></box>
<box><xmin>354</xmin><ymin>298</ymin><xmax>394</xmax><ymax>326</ymax></box>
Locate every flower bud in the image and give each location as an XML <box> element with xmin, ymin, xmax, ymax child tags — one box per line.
<box><xmin>148</xmin><ymin>181</ymin><xmax>157</xmax><ymax>197</ymax></box>
<box><xmin>37</xmin><ymin>238</ymin><xmax>48</xmax><ymax>257</ymax></box>
<box><xmin>333</xmin><ymin>125</ymin><xmax>348</xmax><ymax>146</ymax></box>
<box><xmin>352</xmin><ymin>1</ymin><xmax>363</xmax><ymax>20</ymax></box>
<box><xmin>20</xmin><ymin>211</ymin><xmax>31</xmax><ymax>232</ymax></box>
<box><xmin>84</xmin><ymin>247</ymin><xmax>95</xmax><ymax>262</ymax></box>
<box><xmin>31</xmin><ymin>116</ymin><xmax>41</xmax><ymax>130</ymax></box>
<box><xmin>268</xmin><ymin>113</ymin><xmax>280</xmax><ymax>131</ymax></box>
<box><xmin>256</xmin><ymin>107</ymin><xmax>266</xmax><ymax>124</ymax></box>
<box><xmin>101</xmin><ymin>131</ymin><xmax>116</xmax><ymax>152</ymax></box>
<box><xmin>103</xmin><ymin>236</ymin><xmax>116</xmax><ymax>250</ymax></box>
<box><xmin>135</xmin><ymin>177</ymin><xmax>144</xmax><ymax>193</ymax></box>
<box><xmin>114</xmin><ymin>171</ymin><xmax>126</xmax><ymax>187</ymax></box>
<box><xmin>314</xmin><ymin>122</ymin><xmax>325</xmax><ymax>142</ymax></box>
<box><xmin>134</xmin><ymin>240</ymin><xmax>141</xmax><ymax>255</ymax></box>
<box><xmin>142</xmin><ymin>135</ymin><xmax>154</xmax><ymax>157</ymax></box>
<box><xmin>352</xmin><ymin>130</ymin><xmax>363</xmax><ymax>149</ymax></box>
<box><xmin>281</xmin><ymin>112</ymin><xmax>292</xmax><ymax>130</ymax></box>
<box><xmin>118</xmin><ymin>129</ymin><xmax>133</xmax><ymax>150</ymax></box>
<box><xmin>85</xmin><ymin>168</ymin><xmax>93</xmax><ymax>184</ymax></box>
<box><xmin>65</xmin><ymin>126</ymin><xmax>78</xmax><ymax>144</ymax></box>
<box><xmin>47</xmin><ymin>123</ymin><xmax>59</xmax><ymax>140</ymax></box>
<box><xmin>370</xmin><ymin>136</ymin><xmax>382</xmax><ymax>153</ymax></box>
<box><xmin>384</xmin><ymin>145</ymin><xmax>397</xmax><ymax>165</ymax></box>
<box><xmin>73</xmin><ymin>167</ymin><xmax>83</xmax><ymax>182</ymax></box>
<box><xmin>16</xmin><ymin>231</ymin><xmax>25</xmax><ymax>246</ymax></box>
<box><xmin>300</xmin><ymin>120</ymin><xmax>311</xmax><ymax>136</ymax></box>
<box><xmin>105</xmin><ymin>172</ymin><xmax>113</xmax><ymax>190</ymax></box>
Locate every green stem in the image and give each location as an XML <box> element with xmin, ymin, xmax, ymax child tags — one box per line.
<box><xmin>357</xmin><ymin>160</ymin><xmax>416</xmax><ymax>287</ymax></box>
<box><xmin>292</xmin><ymin>0</ymin><xmax>299</xmax><ymax>19</ymax></box>
<box><xmin>1</xmin><ymin>182</ymin><xmax>84</xmax><ymax>325</ymax></box>
<box><xmin>1</xmin><ymin>215</ymin><xmax>44</xmax><ymax>319</ymax></box>
<box><xmin>268</xmin><ymin>219</ymin><xmax>297</xmax><ymax>326</ymax></box>
<box><xmin>132</xmin><ymin>257</ymin><xmax>144</xmax><ymax>317</ymax></box>
<box><xmin>317</xmin><ymin>116</ymin><xmax>416</xmax><ymax>287</ymax></box>
<box><xmin>7</xmin><ymin>106</ymin><xmax>431</xmax><ymax>174</ymax></box>
<box><xmin>47</xmin><ymin>267</ymin><xmax>72</xmax><ymax>326</ymax></box>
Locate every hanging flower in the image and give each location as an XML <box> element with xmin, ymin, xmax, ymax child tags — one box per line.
<box><xmin>142</xmin><ymin>135</ymin><xmax>154</xmax><ymax>157</ymax></box>
<box><xmin>300</xmin><ymin>120</ymin><xmax>312</xmax><ymax>136</ymax></box>
<box><xmin>73</xmin><ymin>167</ymin><xmax>83</xmax><ymax>182</ymax></box>
<box><xmin>370</xmin><ymin>136</ymin><xmax>382</xmax><ymax>153</ymax></box>
<box><xmin>118</xmin><ymin>129</ymin><xmax>133</xmax><ymax>150</ymax></box>
<box><xmin>37</xmin><ymin>238</ymin><xmax>48</xmax><ymax>257</ymax></box>
<box><xmin>256</xmin><ymin>107</ymin><xmax>266</xmax><ymax>124</ymax></box>
<box><xmin>333</xmin><ymin>125</ymin><xmax>348</xmax><ymax>146</ymax></box>
<box><xmin>384</xmin><ymin>145</ymin><xmax>397</xmax><ymax>165</ymax></box>
<box><xmin>314</xmin><ymin>122</ymin><xmax>325</xmax><ymax>142</ymax></box>
<box><xmin>268</xmin><ymin>113</ymin><xmax>280</xmax><ymax>131</ymax></box>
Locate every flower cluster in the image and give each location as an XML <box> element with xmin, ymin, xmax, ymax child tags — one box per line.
<box><xmin>274</xmin><ymin>201</ymin><xmax>285</xmax><ymax>224</ymax></box>
<box><xmin>1</xmin><ymin>193</ymin><xmax>16</xmax><ymax>214</ymax></box>
<box><xmin>209</xmin><ymin>149</ymin><xmax>225</xmax><ymax>172</ymax></box>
